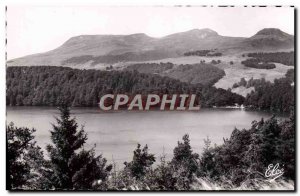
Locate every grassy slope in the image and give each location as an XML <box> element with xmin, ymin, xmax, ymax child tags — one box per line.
<box><xmin>122</xmin><ymin>54</ymin><xmax>293</xmax><ymax>96</ymax></box>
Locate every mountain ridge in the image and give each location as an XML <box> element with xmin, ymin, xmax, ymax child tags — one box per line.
<box><xmin>8</xmin><ymin>28</ymin><xmax>294</xmax><ymax>67</ymax></box>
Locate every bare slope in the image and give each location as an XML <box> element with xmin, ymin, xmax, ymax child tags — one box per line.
<box><xmin>7</xmin><ymin>28</ymin><xmax>294</xmax><ymax>67</ymax></box>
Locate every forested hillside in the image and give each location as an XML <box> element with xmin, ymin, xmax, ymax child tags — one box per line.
<box><xmin>232</xmin><ymin>70</ymin><xmax>294</xmax><ymax>113</ymax></box>
<box><xmin>247</xmin><ymin>52</ymin><xmax>294</xmax><ymax>66</ymax></box>
<box><xmin>124</xmin><ymin>62</ymin><xmax>225</xmax><ymax>86</ymax></box>
<box><xmin>244</xmin><ymin>77</ymin><xmax>294</xmax><ymax>113</ymax></box>
<box><xmin>6</xmin><ymin>66</ymin><xmax>244</xmax><ymax>107</ymax></box>
<box><xmin>240</xmin><ymin>52</ymin><xmax>294</xmax><ymax>70</ymax></box>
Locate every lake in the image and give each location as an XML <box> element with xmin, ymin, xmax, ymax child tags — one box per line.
<box><xmin>6</xmin><ymin>107</ymin><xmax>285</xmax><ymax>167</ymax></box>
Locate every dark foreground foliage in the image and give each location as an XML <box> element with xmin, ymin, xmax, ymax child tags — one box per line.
<box><xmin>7</xmin><ymin>107</ymin><xmax>295</xmax><ymax>190</ymax></box>
<box><xmin>7</xmin><ymin>106</ymin><xmax>112</xmax><ymax>190</ymax></box>
<box><xmin>6</xmin><ymin>66</ymin><xmax>244</xmax><ymax>108</ymax></box>
<box><xmin>7</xmin><ymin>123</ymin><xmax>46</xmax><ymax>189</ymax></box>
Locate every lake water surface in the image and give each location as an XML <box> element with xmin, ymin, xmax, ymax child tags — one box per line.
<box><xmin>7</xmin><ymin>107</ymin><xmax>285</xmax><ymax>167</ymax></box>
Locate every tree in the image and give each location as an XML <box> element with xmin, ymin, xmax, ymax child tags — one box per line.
<box><xmin>199</xmin><ymin>137</ymin><xmax>220</xmax><ymax>179</ymax></box>
<box><xmin>239</xmin><ymin>77</ymin><xmax>247</xmax><ymax>87</ymax></box>
<box><xmin>171</xmin><ymin>134</ymin><xmax>199</xmax><ymax>189</ymax></box>
<box><xmin>153</xmin><ymin>153</ymin><xmax>177</xmax><ymax>190</ymax></box>
<box><xmin>46</xmin><ymin>105</ymin><xmax>111</xmax><ymax>190</ymax></box>
<box><xmin>277</xmin><ymin>109</ymin><xmax>295</xmax><ymax>179</ymax></box>
<box><xmin>124</xmin><ymin>143</ymin><xmax>155</xmax><ymax>179</ymax></box>
<box><xmin>7</xmin><ymin>123</ymin><xmax>45</xmax><ymax>189</ymax></box>
<box><xmin>211</xmin><ymin>60</ymin><xmax>218</xmax><ymax>64</ymax></box>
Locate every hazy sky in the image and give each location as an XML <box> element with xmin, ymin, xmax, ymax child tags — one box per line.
<box><xmin>7</xmin><ymin>6</ymin><xmax>294</xmax><ymax>59</ymax></box>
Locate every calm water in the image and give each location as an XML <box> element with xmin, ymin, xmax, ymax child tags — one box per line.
<box><xmin>7</xmin><ymin>107</ymin><xmax>285</xmax><ymax>167</ymax></box>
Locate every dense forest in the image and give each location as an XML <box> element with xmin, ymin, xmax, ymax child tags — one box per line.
<box><xmin>247</xmin><ymin>52</ymin><xmax>294</xmax><ymax>66</ymax></box>
<box><xmin>125</xmin><ymin>62</ymin><xmax>225</xmax><ymax>86</ymax></box>
<box><xmin>232</xmin><ymin>69</ymin><xmax>294</xmax><ymax>113</ymax></box>
<box><xmin>244</xmin><ymin>77</ymin><xmax>294</xmax><ymax>113</ymax></box>
<box><xmin>241</xmin><ymin>58</ymin><xmax>276</xmax><ymax>69</ymax></box>
<box><xmin>6</xmin><ymin>66</ymin><xmax>244</xmax><ymax>108</ymax></box>
<box><xmin>183</xmin><ymin>50</ymin><xmax>222</xmax><ymax>57</ymax></box>
<box><xmin>241</xmin><ymin>51</ymin><xmax>294</xmax><ymax>69</ymax></box>
<box><xmin>7</xmin><ymin>106</ymin><xmax>295</xmax><ymax>190</ymax></box>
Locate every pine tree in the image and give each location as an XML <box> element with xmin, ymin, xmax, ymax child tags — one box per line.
<box><xmin>46</xmin><ymin>105</ymin><xmax>111</xmax><ymax>190</ymax></box>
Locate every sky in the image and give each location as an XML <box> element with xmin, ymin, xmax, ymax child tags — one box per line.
<box><xmin>7</xmin><ymin>6</ymin><xmax>294</xmax><ymax>59</ymax></box>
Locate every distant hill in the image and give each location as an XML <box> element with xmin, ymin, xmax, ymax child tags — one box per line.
<box><xmin>7</xmin><ymin>28</ymin><xmax>294</xmax><ymax>67</ymax></box>
<box><xmin>241</xmin><ymin>28</ymin><xmax>294</xmax><ymax>49</ymax></box>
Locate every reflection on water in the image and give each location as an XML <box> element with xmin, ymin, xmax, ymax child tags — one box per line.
<box><xmin>6</xmin><ymin>106</ymin><xmax>286</xmax><ymax>166</ymax></box>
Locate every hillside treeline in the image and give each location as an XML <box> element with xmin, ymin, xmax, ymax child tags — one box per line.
<box><xmin>231</xmin><ymin>69</ymin><xmax>294</xmax><ymax>113</ymax></box>
<box><xmin>125</xmin><ymin>62</ymin><xmax>225</xmax><ymax>86</ymax></box>
<box><xmin>7</xmin><ymin>106</ymin><xmax>295</xmax><ymax>190</ymax></box>
<box><xmin>241</xmin><ymin>51</ymin><xmax>294</xmax><ymax>69</ymax></box>
<box><xmin>6</xmin><ymin>66</ymin><xmax>244</xmax><ymax>108</ymax></box>
<box><xmin>233</xmin><ymin>69</ymin><xmax>294</xmax><ymax>89</ymax></box>
<box><xmin>241</xmin><ymin>58</ymin><xmax>276</xmax><ymax>69</ymax></box>
<box><xmin>244</xmin><ymin>77</ymin><xmax>294</xmax><ymax>113</ymax></box>
<box><xmin>183</xmin><ymin>50</ymin><xmax>222</xmax><ymax>57</ymax></box>
<box><xmin>247</xmin><ymin>51</ymin><xmax>294</xmax><ymax>66</ymax></box>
